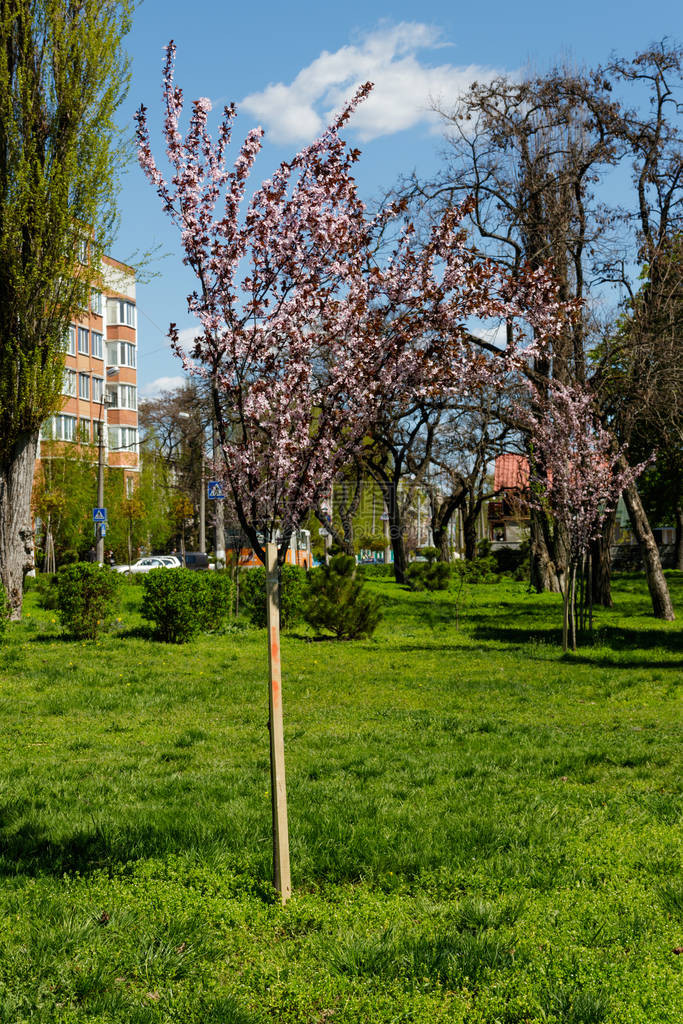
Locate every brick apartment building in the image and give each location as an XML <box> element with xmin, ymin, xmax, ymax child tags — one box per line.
<box><xmin>37</xmin><ymin>254</ymin><xmax>139</xmax><ymax>495</ymax></box>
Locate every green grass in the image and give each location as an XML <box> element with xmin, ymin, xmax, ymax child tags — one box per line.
<box><xmin>0</xmin><ymin>572</ymin><xmax>681</xmax><ymax>1023</ymax></box>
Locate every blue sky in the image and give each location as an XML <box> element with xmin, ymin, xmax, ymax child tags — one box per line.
<box><xmin>118</xmin><ymin>0</ymin><xmax>681</xmax><ymax>396</ymax></box>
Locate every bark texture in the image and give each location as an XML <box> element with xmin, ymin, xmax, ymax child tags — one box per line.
<box><xmin>0</xmin><ymin>432</ymin><xmax>38</xmax><ymax>620</ymax></box>
<box><xmin>529</xmin><ymin>509</ymin><xmax>562</xmax><ymax>593</ymax></box>
<box><xmin>675</xmin><ymin>501</ymin><xmax>683</xmax><ymax>571</ymax></box>
<box><xmin>621</xmin><ymin>477</ymin><xmax>675</xmax><ymax>620</ymax></box>
<box><xmin>590</xmin><ymin>508</ymin><xmax>616</xmax><ymax>607</ymax></box>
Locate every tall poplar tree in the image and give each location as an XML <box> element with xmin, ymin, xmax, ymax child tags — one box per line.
<box><xmin>0</xmin><ymin>0</ymin><xmax>133</xmax><ymax>617</ymax></box>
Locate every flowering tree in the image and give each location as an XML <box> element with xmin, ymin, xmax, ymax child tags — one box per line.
<box><xmin>136</xmin><ymin>43</ymin><xmax>564</xmax><ymax>567</ymax></box>
<box><xmin>136</xmin><ymin>43</ymin><xmax>565</xmax><ymax>902</ymax></box>
<box><xmin>524</xmin><ymin>383</ymin><xmax>643</xmax><ymax>650</ymax></box>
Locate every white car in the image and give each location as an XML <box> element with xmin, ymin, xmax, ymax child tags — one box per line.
<box><xmin>157</xmin><ymin>555</ymin><xmax>182</xmax><ymax>568</ymax></box>
<box><xmin>115</xmin><ymin>557</ymin><xmax>174</xmax><ymax>575</ymax></box>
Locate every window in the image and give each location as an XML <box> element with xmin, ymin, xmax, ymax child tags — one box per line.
<box><xmin>92</xmin><ymin>376</ymin><xmax>103</xmax><ymax>403</ymax></box>
<box><xmin>106</xmin><ymin>298</ymin><xmax>136</xmax><ymax>328</ymax></box>
<box><xmin>108</xmin><ymin>425</ymin><xmax>138</xmax><ymax>452</ymax></box>
<box><xmin>78</xmin><ymin>327</ymin><xmax>89</xmax><ymax>354</ymax></box>
<box><xmin>79</xmin><ymin>418</ymin><xmax>91</xmax><ymax>441</ymax></box>
<box><xmin>106</xmin><ymin>385</ymin><xmax>118</xmax><ymax>407</ymax></box>
<box><xmin>121</xmin><ymin>342</ymin><xmax>136</xmax><ymax>367</ymax></box>
<box><xmin>63</xmin><ymin>369</ymin><xmax>77</xmax><ymax>397</ymax></box>
<box><xmin>91</xmin><ymin>331</ymin><xmax>103</xmax><ymax>359</ymax></box>
<box><xmin>78</xmin><ymin>373</ymin><xmax>89</xmax><ymax>400</ymax></box>
<box><xmin>126</xmin><ymin>476</ymin><xmax>134</xmax><ymax>497</ymax></box>
<box><xmin>65</xmin><ymin>325</ymin><xmax>76</xmax><ymax>356</ymax></box>
<box><xmin>91</xmin><ymin>290</ymin><xmax>103</xmax><ymax>315</ymax></box>
<box><xmin>106</xmin><ymin>341</ymin><xmax>137</xmax><ymax>368</ymax></box>
<box><xmin>42</xmin><ymin>414</ymin><xmax>77</xmax><ymax>441</ymax></box>
<box><xmin>118</xmin><ymin>384</ymin><xmax>137</xmax><ymax>409</ymax></box>
<box><xmin>77</xmin><ymin>237</ymin><xmax>88</xmax><ymax>263</ymax></box>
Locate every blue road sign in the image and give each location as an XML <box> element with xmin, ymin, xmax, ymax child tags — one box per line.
<box><xmin>93</xmin><ymin>507</ymin><xmax>107</xmax><ymax>522</ymax></box>
<box><xmin>207</xmin><ymin>481</ymin><xmax>225</xmax><ymax>500</ymax></box>
<box><xmin>99</xmin><ymin>523</ymin><xmax>107</xmax><ymax>536</ymax></box>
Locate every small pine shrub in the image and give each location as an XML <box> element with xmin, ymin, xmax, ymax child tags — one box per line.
<box><xmin>56</xmin><ymin>563</ymin><xmax>121</xmax><ymax>640</ymax></box>
<box><xmin>452</xmin><ymin>556</ymin><xmax>499</xmax><ymax>584</ymax></box>
<box><xmin>304</xmin><ymin>554</ymin><xmax>382</xmax><ymax>639</ymax></box>
<box><xmin>240</xmin><ymin>564</ymin><xmax>306</xmax><ymax>630</ymax></box>
<box><xmin>141</xmin><ymin>569</ymin><xmax>226</xmax><ymax>643</ymax></box>
<box><xmin>405</xmin><ymin>548</ymin><xmax>451</xmax><ymax>591</ymax></box>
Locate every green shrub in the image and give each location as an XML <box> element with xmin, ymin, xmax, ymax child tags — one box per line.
<box><xmin>492</xmin><ymin>542</ymin><xmax>530</xmax><ymax>580</ymax></box>
<box><xmin>35</xmin><ymin>573</ymin><xmax>59</xmax><ymax>609</ymax></box>
<box><xmin>359</xmin><ymin>563</ymin><xmax>393</xmax><ymax>579</ymax></box>
<box><xmin>304</xmin><ymin>554</ymin><xmax>382</xmax><ymax>639</ymax></box>
<box><xmin>0</xmin><ymin>580</ymin><xmax>8</xmax><ymax>641</ymax></box>
<box><xmin>141</xmin><ymin>569</ymin><xmax>233</xmax><ymax>643</ymax></box>
<box><xmin>60</xmin><ymin>549</ymin><xmax>79</xmax><ymax>566</ymax></box>
<box><xmin>405</xmin><ymin>548</ymin><xmax>451</xmax><ymax>591</ymax></box>
<box><xmin>56</xmin><ymin>563</ymin><xmax>121</xmax><ymax>640</ymax></box>
<box><xmin>199</xmin><ymin>571</ymin><xmax>233</xmax><ymax>632</ymax></box>
<box><xmin>240</xmin><ymin>564</ymin><xmax>306</xmax><ymax>630</ymax></box>
<box><xmin>452</xmin><ymin>556</ymin><xmax>499</xmax><ymax>585</ymax></box>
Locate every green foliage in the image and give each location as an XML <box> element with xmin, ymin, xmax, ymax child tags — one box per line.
<box><xmin>240</xmin><ymin>564</ymin><xmax>306</xmax><ymax>630</ymax></box>
<box><xmin>405</xmin><ymin>547</ymin><xmax>452</xmax><ymax>591</ymax></box>
<box><xmin>0</xmin><ymin>0</ymin><xmax>134</xmax><ymax>453</ymax></box>
<box><xmin>200</xmin><ymin>572</ymin><xmax>234</xmax><ymax>633</ymax></box>
<box><xmin>141</xmin><ymin>569</ymin><xmax>233</xmax><ymax>643</ymax></box>
<box><xmin>56</xmin><ymin>562</ymin><xmax>121</xmax><ymax>639</ymax></box>
<box><xmin>492</xmin><ymin>541</ymin><xmax>530</xmax><ymax>580</ymax></box>
<box><xmin>453</xmin><ymin>555</ymin><xmax>500</xmax><ymax>584</ymax></box>
<box><xmin>359</xmin><ymin>563</ymin><xmax>393</xmax><ymax>579</ymax></box>
<box><xmin>35</xmin><ymin>572</ymin><xmax>59</xmax><ymax>609</ymax></box>
<box><xmin>304</xmin><ymin>553</ymin><xmax>382</xmax><ymax>638</ymax></box>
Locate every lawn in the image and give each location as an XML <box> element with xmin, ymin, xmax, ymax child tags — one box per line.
<box><xmin>0</xmin><ymin>572</ymin><xmax>681</xmax><ymax>1023</ymax></box>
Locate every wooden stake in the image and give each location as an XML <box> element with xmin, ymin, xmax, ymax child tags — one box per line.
<box><xmin>265</xmin><ymin>542</ymin><xmax>292</xmax><ymax>904</ymax></box>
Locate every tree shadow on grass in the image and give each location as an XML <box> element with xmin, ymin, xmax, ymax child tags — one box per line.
<box><xmin>470</xmin><ymin>622</ymin><xmax>683</xmax><ymax>666</ymax></box>
<box><xmin>0</xmin><ymin>812</ymin><xmax>275</xmax><ymax>900</ymax></box>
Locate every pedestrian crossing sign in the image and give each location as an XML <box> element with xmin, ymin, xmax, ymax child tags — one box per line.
<box><xmin>207</xmin><ymin>481</ymin><xmax>225</xmax><ymax>500</ymax></box>
<box><xmin>93</xmin><ymin>507</ymin><xmax>107</xmax><ymax>522</ymax></box>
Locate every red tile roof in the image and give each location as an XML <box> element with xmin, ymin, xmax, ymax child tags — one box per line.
<box><xmin>494</xmin><ymin>454</ymin><xmax>529</xmax><ymax>491</ymax></box>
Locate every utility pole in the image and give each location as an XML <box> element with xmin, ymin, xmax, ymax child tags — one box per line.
<box><xmin>199</xmin><ymin>451</ymin><xmax>206</xmax><ymax>554</ymax></box>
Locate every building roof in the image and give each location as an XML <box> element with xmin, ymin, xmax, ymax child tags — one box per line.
<box><xmin>494</xmin><ymin>454</ymin><xmax>529</xmax><ymax>491</ymax></box>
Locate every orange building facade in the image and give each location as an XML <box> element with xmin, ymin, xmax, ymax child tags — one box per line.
<box><xmin>37</xmin><ymin>255</ymin><xmax>139</xmax><ymax>493</ymax></box>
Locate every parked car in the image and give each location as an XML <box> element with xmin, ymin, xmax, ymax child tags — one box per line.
<box><xmin>115</xmin><ymin>557</ymin><xmax>173</xmax><ymax>575</ymax></box>
<box><xmin>157</xmin><ymin>555</ymin><xmax>182</xmax><ymax>568</ymax></box>
<box><xmin>182</xmin><ymin>551</ymin><xmax>210</xmax><ymax>571</ymax></box>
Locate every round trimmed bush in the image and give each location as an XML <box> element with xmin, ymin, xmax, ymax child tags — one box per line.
<box><xmin>240</xmin><ymin>564</ymin><xmax>306</xmax><ymax>630</ymax></box>
<box><xmin>56</xmin><ymin>563</ymin><xmax>121</xmax><ymax>639</ymax></box>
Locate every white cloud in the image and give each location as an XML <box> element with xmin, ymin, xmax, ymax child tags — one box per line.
<box><xmin>241</xmin><ymin>22</ymin><xmax>501</xmax><ymax>144</ymax></box>
<box><xmin>140</xmin><ymin>375</ymin><xmax>187</xmax><ymax>398</ymax></box>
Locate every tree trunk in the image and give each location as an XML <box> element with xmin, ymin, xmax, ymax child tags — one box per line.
<box><xmin>433</xmin><ymin>524</ymin><xmax>450</xmax><ymax>562</ymax></box>
<box><xmin>0</xmin><ymin>432</ymin><xmax>38</xmax><ymax>620</ymax></box>
<box><xmin>463</xmin><ymin>512</ymin><xmax>478</xmax><ymax>561</ymax></box>
<box><xmin>675</xmin><ymin>501</ymin><xmax>683</xmax><ymax>572</ymax></box>
<box><xmin>529</xmin><ymin>509</ymin><xmax>561</xmax><ymax>593</ymax></box>
<box><xmin>591</xmin><ymin>508</ymin><xmax>615</xmax><ymax>607</ymax></box>
<box><xmin>622</xmin><ymin>476</ymin><xmax>675</xmax><ymax>621</ymax></box>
